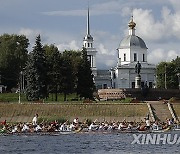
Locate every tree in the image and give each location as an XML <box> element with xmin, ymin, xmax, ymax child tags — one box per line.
<box><xmin>25</xmin><ymin>35</ymin><xmax>48</xmax><ymax>101</ymax></box>
<box><xmin>172</xmin><ymin>56</ymin><xmax>180</xmax><ymax>89</ymax></box>
<box><xmin>156</xmin><ymin>56</ymin><xmax>180</xmax><ymax>89</ymax></box>
<box><xmin>156</xmin><ymin>62</ymin><xmax>168</xmax><ymax>89</ymax></box>
<box><xmin>0</xmin><ymin>34</ymin><xmax>29</xmax><ymax>91</ymax></box>
<box><xmin>77</xmin><ymin>47</ymin><xmax>95</xmax><ymax>100</ymax></box>
<box><xmin>44</xmin><ymin>44</ymin><xmax>62</xmax><ymax>101</ymax></box>
<box><xmin>60</xmin><ymin>52</ymin><xmax>75</xmax><ymax>101</ymax></box>
<box><xmin>62</xmin><ymin>50</ymin><xmax>82</xmax><ymax>92</ymax></box>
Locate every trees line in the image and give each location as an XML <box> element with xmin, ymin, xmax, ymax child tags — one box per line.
<box><xmin>0</xmin><ymin>33</ymin><xmax>179</xmax><ymax>101</ymax></box>
<box><xmin>0</xmin><ymin>34</ymin><xmax>94</xmax><ymax>101</ymax></box>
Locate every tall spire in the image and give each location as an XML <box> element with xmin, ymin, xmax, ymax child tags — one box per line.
<box><xmin>83</xmin><ymin>4</ymin><xmax>97</xmax><ymax>76</ymax></box>
<box><xmin>84</xmin><ymin>6</ymin><xmax>93</xmax><ymax>40</ymax></box>
<box><xmin>87</xmin><ymin>6</ymin><xmax>90</xmax><ymax>35</ymax></box>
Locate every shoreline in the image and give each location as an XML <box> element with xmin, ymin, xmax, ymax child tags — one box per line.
<box><xmin>0</xmin><ymin>102</ymin><xmax>179</xmax><ymax>123</ymax></box>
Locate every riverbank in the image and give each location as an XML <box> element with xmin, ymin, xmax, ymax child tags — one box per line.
<box><xmin>1</xmin><ymin>102</ymin><xmax>180</xmax><ymax>123</ymax></box>
<box><xmin>0</xmin><ymin>103</ymin><xmax>148</xmax><ymax>123</ymax></box>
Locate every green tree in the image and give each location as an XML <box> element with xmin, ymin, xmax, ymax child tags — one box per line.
<box><xmin>172</xmin><ymin>56</ymin><xmax>180</xmax><ymax>89</ymax></box>
<box><xmin>44</xmin><ymin>44</ymin><xmax>62</xmax><ymax>101</ymax></box>
<box><xmin>60</xmin><ymin>52</ymin><xmax>75</xmax><ymax>101</ymax></box>
<box><xmin>25</xmin><ymin>35</ymin><xmax>48</xmax><ymax>101</ymax></box>
<box><xmin>0</xmin><ymin>34</ymin><xmax>29</xmax><ymax>91</ymax></box>
<box><xmin>156</xmin><ymin>56</ymin><xmax>180</xmax><ymax>89</ymax></box>
<box><xmin>62</xmin><ymin>50</ymin><xmax>81</xmax><ymax>92</ymax></box>
<box><xmin>77</xmin><ymin>47</ymin><xmax>95</xmax><ymax>100</ymax></box>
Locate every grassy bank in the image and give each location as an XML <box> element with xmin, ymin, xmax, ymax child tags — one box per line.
<box><xmin>0</xmin><ymin>103</ymin><xmax>148</xmax><ymax>122</ymax></box>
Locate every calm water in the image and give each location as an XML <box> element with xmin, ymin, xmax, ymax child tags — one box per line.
<box><xmin>0</xmin><ymin>132</ymin><xmax>179</xmax><ymax>154</ymax></box>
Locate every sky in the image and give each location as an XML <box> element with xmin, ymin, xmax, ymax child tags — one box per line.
<box><xmin>0</xmin><ymin>0</ymin><xmax>180</xmax><ymax>69</ymax></box>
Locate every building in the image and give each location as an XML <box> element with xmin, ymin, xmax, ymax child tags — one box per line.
<box><xmin>111</xmin><ymin>16</ymin><xmax>156</xmax><ymax>89</ymax></box>
<box><xmin>83</xmin><ymin>8</ymin><xmax>111</xmax><ymax>89</ymax></box>
<box><xmin>83</xmin><ymin>9</ymin><xmax>156</xmax><ymax>89</ymax></box>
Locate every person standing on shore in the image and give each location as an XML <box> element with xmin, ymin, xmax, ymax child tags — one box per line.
<box><xmin>32</xmin><ymin>114</ymin><xmax>38</xmax><ymax>125</ymax></box>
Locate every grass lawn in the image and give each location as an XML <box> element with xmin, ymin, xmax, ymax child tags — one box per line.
<box><xmin>0</xmin><ymin>93</ymin><xmax>80</xmax><ymax>103</ymax></box>
<box><xmin>0</xmin><ymin>93</ymin><xmax>135</xmax><ymax>104</ymax></box>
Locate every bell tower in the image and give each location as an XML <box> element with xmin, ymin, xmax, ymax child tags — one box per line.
<box><xmin>83</xmin><ymin>7</ymin><xmax>97</xmax><ymax>76</ymax></box>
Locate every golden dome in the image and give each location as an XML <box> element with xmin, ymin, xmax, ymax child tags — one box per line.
<box><xmin>128</xmin><ymin>16</ymin><xmax>136</xmax><ymax>29</ymax></box>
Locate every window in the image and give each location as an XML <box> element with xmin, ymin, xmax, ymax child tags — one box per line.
<box><xmin>88</xmin><ymin>43</ymin><xmax>90</xmax><ymax>47</ymax></box>
<box><xmin>132</xmin><ymin>82</ymin><xmax>135</xmax><ymax>88</ymax></box>
<box><xmin>134</xmin><ymin>53</ymin><xmax>137</xmax><ymax>61</ymax></box>
<box><xmin>143</xmin><ymin>54</ymin><xmax>145</xmax><ymax>62</ymax></box>
<box><xmin>87</xmin><ymin>55</ymin><xmax>91</xmax><ymax>63</ymax></box>
<box><xmin>124</xmin><ymin>54</ymin><xmax>126</xmax><ymax>61</ymax></box>
<box><xmin>91</xmin><ymin>43</ymin><xmax>93</xmax><ymax>47</ymax></box>
<box><xmin>91</xmin><ymin>56</ymin><xmax>93</xmax><ymax>67</ymax></box>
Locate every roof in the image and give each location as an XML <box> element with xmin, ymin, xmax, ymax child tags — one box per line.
<box><xmin>84</xmin><ymin>34</ymin><xmax>93</xmax><ymax>41</ymax></box>
<box><xmin>119</xmin><ymin>35</ymin><xmax>147</xmax><ymax>49</ymax></box>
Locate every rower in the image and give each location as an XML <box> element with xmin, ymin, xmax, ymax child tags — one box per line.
<box><xmin>152</xmin><ymin>121</ymin><xmax>161</xmax><ymax>130</ymax></box>
<box><xmin>118</xmin><ymin>122</ymin><xmax>127</xmax><ymax>130</ymax></box>
<box><xmin>88</xmin><ymin>122</ymin><xmax>98</xmax><ymax>131</ymax></box>
<box><xmin>22</xmin><ymin>123</ymin><xmax>30</xmax><ymax>132</ymax></box>
<box><xmin>145</xmin><ymin>119</ymin><xmax>150</xmax><ymax>130</ymax></box>
<box><xmin>59</xmin><ymin>123</ymin><xmax>66</xmax><ymax>131</ymax></box>
<box><xmin>34</xmin><ymin>124</ymin><xmax>42</xmax><ymax>132</ymax></box>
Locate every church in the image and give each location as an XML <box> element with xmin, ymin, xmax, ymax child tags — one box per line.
<box><xmin>83</xmin><ymin>9</ymin><xmax>156</xmax><ymax>89</ymax></box>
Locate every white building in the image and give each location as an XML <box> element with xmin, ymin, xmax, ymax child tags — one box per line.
<box><xmin>83</xmin><ymin>9</ymin><xmax>156</xmax><ymax>89</ymax></box>
<box><xmin>83</xmin><ymin>8</ymin><xmax>111</xmax><ymax>89</ymax></box>
<box><xmin>83</xmin><ymin>7</ymin><xmax>97</xmax><ymax>76</ymax></box>
<box><xmin>111</xmin><ymin>16</ymin><xmax>156</xmax><ymax>89</ymax></box>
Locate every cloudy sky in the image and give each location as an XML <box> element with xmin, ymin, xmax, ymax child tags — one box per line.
<box><xmin>0</xmin><ymin>0</ymin><xmax>180</xmax><ymax>69</ymax></box>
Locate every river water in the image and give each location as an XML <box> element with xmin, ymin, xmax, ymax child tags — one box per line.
<box><xmin>0</xmin><ymin>132</ymin><xmax>179</xmax><ymax>154</ymax></box>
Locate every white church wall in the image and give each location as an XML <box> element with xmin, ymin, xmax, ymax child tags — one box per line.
<box><xmin>114</xmin><ymin>66</ymin><xmax>156</xmax><ymax>89</ymax></box>
<box><xmin>118</xmin><ymin>48</ymin><xmax>130</xmax><ymax>65</ymax></box>
<box><xmin>116</xmin><ymin>68</ymin><xmax>131</xmax><ymax>88</ymax></box>
<box><xmin>130</xmin><ymin>47</ymin><xmax>147</xmax><ymax>63</ymax></box>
